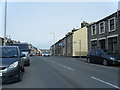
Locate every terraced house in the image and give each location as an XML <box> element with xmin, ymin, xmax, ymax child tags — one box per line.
<box><xmin>88</xmin><ymin>10</ymin><xmax>120</xmax><ymax>57</ymax></box>
<box><xmin>51</xmin><ymin>21</ymin><xmax>88</xmax><ymax>57</ymax></box>
<box><xmin>51</xmin><ymin>32</ymin><xmax>72</xmax><ymax>56</ymax></box>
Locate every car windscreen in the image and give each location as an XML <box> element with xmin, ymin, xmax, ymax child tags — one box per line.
<box><xmin>22</xmin><ymin>51</ymin><xmax>29</xmax><ymax>56</ymax></box>
<box><xmin>43</xmin><ymin>52</ymin><xmax>50</xmax><ymax>54</ymax></box>
<box><xmin>0</xmin><ymin>47</ymin><xmax>18</xmax><ymax>58</ymax></box>
<box><xmin>12</xmin><ymin>44</ymin><xmax>29</xmax><ymax>51</ymax></box>
<box><xmin>96</xmin><ymin>49</ymin><xmax>107</xmax><ymax>55</ymax></box>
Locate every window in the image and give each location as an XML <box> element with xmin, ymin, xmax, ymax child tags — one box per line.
<box><xmin>108</xmin><ymin>17</ymin><xmax>116</xmax><ymax>32</ymax></box>
<box><xmin>99</xmin><ymin>22</ymin><xmax>105</xmax><ymax>34</ymax></box>
<box><xmin>99</xmin><ymin>39</ymin><xmax>106</xmax><ymax>50</ymax></box>
<box><xmin>91</xmin><ymin>24</ymin><xmax>96</xmax><ymax>35</ymax></box>
<box><xmin>108</xmin><ymin>37</ymin><xmax>118</xmax><ymax>54</ymax></box>
<box><xmin>91</xmin><ymin>41</ymin><xmax>97</xmax><ymax>50</ymax></box>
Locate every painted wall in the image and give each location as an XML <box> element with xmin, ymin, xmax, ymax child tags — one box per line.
<box><xmin>72</xmin><ymin>27</ymin><xmax>88</xmax><ymax>57</ymax></box>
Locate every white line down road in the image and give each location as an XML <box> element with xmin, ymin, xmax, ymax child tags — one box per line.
<box><xmin>3</xmin><ymin>56</ymin><xmax>119</xmax><ymax>88</ymax></box>
<box><xmin>45</xmin><ymin>59</ymin><xmax>75</xmax><ymax>71</ymax></box>
<box><xmin>91</xmin><ymin>77</ymin><xmax>120</xmax><ymax>89</ymax></box>
<box><xmin>59</xmin><ymin>64</ymin><xmax>75</xmax><ymax>71</ymax></box>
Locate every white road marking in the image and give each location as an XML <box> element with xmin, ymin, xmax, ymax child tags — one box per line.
<box><xmin>91</xmin><ymin>77</ymin><xmax>120</xmax><ymax>89</ymax></box>
<box><xmin>44</xmin><ymin>59</ymin><xmax>75</xmax><ymax>71</ymax></box>
<box><xmin>45</xmin><ymin>59</ymin><xmax>74</xmax><ymax>71</ymax></box>
<box><xmin>59</xmin><ymin>64</ymin><xmax>74</xmax><ymax>71</ymax></box>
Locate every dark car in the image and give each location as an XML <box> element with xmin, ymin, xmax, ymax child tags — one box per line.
<box><xmin>10</xmin><ymin>43</ymin><xmax>31</xmax><ymax>66</ymax></box>
<box><xmin>0</xmin><ymin>46</ymin><xmax>25</xmax><ymax>83</ymax></box>
<box><xmin>87</xmin><ymin>49</ymin><xmax>120</xmax><ymax>66</ymax></box>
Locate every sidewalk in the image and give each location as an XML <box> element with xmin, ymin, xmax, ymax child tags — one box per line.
<box><xmin>74</xmin><ymin>57</ymin><xmax>87</xmax><ymax>62</ymax></box>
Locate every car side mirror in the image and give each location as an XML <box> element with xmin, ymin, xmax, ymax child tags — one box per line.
<box><xmin>20</xmin><ymin>53</ymin><xmax>26</xmax><ymax>57</ymax></box>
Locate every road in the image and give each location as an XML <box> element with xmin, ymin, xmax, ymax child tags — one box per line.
<box><xmin>2</xmin><ymin>56</ymin><xmax>120</xmax><ymax>89</ymax></box>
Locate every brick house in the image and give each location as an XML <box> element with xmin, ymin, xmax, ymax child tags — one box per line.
<box><xmin>88</xmin><ymin>10</ymin><xmax>120</xmax><ymax>57</ymax></box>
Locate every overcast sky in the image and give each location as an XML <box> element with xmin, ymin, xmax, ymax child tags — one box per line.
<box><xmin>0</xmin><ymin>1</ymin><xmax>119</xmax><ymax>49</ymax></box>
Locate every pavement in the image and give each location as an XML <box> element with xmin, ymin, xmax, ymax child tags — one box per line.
<box><xmin>2</xmin><ymin>56</ymin><xmax>120</xmax><ymax>89</ymax></box>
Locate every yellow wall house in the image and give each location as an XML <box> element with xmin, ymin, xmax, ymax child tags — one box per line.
<box><xmin>72</xmin><ymin>27</ymin><xmax>88</xmax><ymax>57</ymax></box>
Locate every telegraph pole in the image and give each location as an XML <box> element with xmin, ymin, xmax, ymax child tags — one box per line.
<box><xmin>79</xmin><ymin>40</ymin><xmax>81</xmax><ymax>58</ymax></box>
<box><xmin>4</xmin><ymin>0</ymin><xmax>7</xmax><ymax>46</ymax></box>
<box><xmin>50</xmin><ymin>32</ymin><xmax>55</xmax><ymax>44</ymax></box>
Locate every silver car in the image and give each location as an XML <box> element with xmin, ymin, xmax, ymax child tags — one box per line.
<box><xmin>21</xmin><ymin>51</ymin><xmax>30</xmax><ymax>66</ymax></box>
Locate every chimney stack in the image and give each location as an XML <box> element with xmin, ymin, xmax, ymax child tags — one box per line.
<box><xmin>81</xmin><ymin>21</ymin><xmax>89</xmax><ymax>28</ymax></box>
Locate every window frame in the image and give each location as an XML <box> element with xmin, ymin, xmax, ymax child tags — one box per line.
<box><xmin>91</xmin><ymin>24</ymin><xmax>96</xmax><ymax>35</ymax></box>
<box><xmin>108</xmin><ymin>17</ymin><xmax>116</xmax><ymax>32</ymax></box>
<box><xmin>99</xmin><ymin>21</ymin><xmax>105</xmax><ymax>34</ymax></box>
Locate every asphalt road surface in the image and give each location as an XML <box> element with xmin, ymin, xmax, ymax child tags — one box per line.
<box><xmin>2</xmin><ymin>56</ymin><xmax>120</xmax><ymax>89</ymax></box>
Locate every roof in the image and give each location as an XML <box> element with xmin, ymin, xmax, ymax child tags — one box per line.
<box><xmin>12</xmin><ymin>43</ymin><xmax>28</xmax><ymax>45</ymax></box>
<box><xmin>89</xmin><ymin>11</ymin><xmax>118</xmax><ymax>25</ymax></box>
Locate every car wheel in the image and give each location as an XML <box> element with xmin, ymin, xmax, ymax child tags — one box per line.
<box><xmin>18</xmin><ymin>69</ymin><xmax>23</xmax><ymax>82</ymax></box>
<box><xmin>22</xmin><ymin>67</ymin><xmax>25</xmax><ymax>72</ymax></box>
<box><xmin>25</xmin><ymin>60</ymin><xmax>30</xmax><ymax>66</ymax></box>
<box><xmin>103</xmin><ymin>60</ymin><xmax>108</xmax><ymax>66</ymax></box>
<box><xmin>27</xmin><ymin>61</ymin><xmax>30</xmax><ymax>66</ymax></box>
<box><xmin>87</xmin><ymin>58</ymin><xmax>91</xmax><ymax>63</ymax></box>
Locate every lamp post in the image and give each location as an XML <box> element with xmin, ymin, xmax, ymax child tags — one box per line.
<box><xmin>3</xmin><ymin>0</ymin><xmax>7</xmax><ymax>46</ymax></box>
<box><xmin>117</xmin><ymin>1</ymin><xmax>120</xmax><ymax>58</ymax></box>
<box><xmin>50</xmin><ymin>32</ymin><xmax>55</xmax><ymax>44</ymax></box>
<box><xmin>79</xmin><ymin>40</ymin><xmax>81</xmax><ymax>58</ymax></box>
<box><xmin>118</xmin><ymin>2</ymin><xmax>120</xmax><ymax>88</ymax></box>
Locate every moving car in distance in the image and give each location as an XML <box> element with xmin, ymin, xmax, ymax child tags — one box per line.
<box><xmin>87</xmin><ymin>49</ymin><xmax>120</xmax><ymax>66</ymax></box>
<box><xmin>0</xmin><ymin>46</ymin><xmax>25</xmax><ymax>83</ymax></box>
<box><xmin>42</xmin><ymin>52</ymin><xmax>50</xmax><ymax>57</ymax></box>
<box><xmin>10</xmin><ymin>43</ymin><xmax>31</xmax><ymax>66</ymax></box>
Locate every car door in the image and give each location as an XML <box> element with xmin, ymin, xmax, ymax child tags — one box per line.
<box><xmin>90</xmin><ymin>50</ymin><xmax>96</xmax><ymax>62</ymax></box>
<box><xmin>19</xmin><ymin>52</ymin><xmax>25</xmax><ymax>68</ymax></box>
<box><xmin>95</xmin><ymin>50</ymin><xmax>103</xmax><ymax>63</ymax></box>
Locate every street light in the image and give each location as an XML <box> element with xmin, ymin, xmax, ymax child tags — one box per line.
<box><xmin>50</xmin><ymin>32</ymin><xmax>55</xmax><ymax>44</ymax></box>
<box><xmin>3</xmin><ymin>0</ymin><xmax>7</xmax><ymax>46</ymax></box>
<box><xmin>79</xmin><ymin>40</ymin><xmax>81</xmax><ymax>58</ymax></box>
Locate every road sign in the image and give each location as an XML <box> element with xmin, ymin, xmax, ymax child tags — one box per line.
<box><xmin>58</xmin><ymin>43</ymin><xmax>62</xmax><ymax>46</ymax></box>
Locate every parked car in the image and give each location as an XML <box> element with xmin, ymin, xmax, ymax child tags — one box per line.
<box><xmin>0</xmin><ymin>46</ymin><xmax>25</xmax><ymax>83</ymax></box>
<box><xmin>42</xmin><ymin>52</ymin><xmax>50</xmax><ymax>57</ymax></box>
<box><xmin>10</xmin><ymin>43</ymin><xmax>31</xmax><ymax>66</ymax></box>
<box><xmin>21</xmin><ymin>51</ymin><xmax>30</xmax><ymax>66</ymax></box>
<box><xmin>87</xmin><ymin>49</ymin><xmax>120</xmax><ymax>66</ymax></box>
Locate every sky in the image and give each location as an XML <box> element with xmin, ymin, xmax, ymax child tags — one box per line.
<box><xmin>0</xmin><ymin>1</ymin><xmax>119</xmax><ymax>49</ymax></box>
